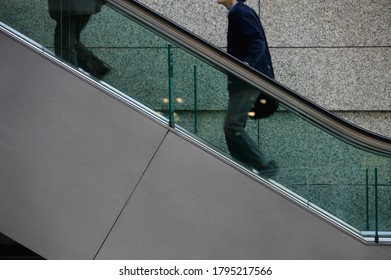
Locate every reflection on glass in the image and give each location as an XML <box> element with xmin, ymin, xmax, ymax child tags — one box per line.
<box><xmin>47</xmin><ymin>0</ymin><xmax>111</xmax><ymax>80</ymax></box>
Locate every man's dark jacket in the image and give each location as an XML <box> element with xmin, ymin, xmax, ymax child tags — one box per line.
<box><xmin>48</xmin><ymin>0</ymin><xmax>105</xmax><ymax>19</ymax></box>
<box><xmin>227</xmin><ymin>1</ymin><xmax>274</xmax><ymax>90</ymax></box>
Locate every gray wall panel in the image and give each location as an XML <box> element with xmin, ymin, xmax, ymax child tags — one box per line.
<box><xmin>96</xmin><ymin>132</ymin><xmax>391</xmax><ymax>259</ymax></box>
<box><xmin>0</xmin><ymin>32</ymin><xmax>168</xmax><ymax>259</ymax></box>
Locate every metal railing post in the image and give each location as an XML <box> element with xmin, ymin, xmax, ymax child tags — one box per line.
<box><xmin>168</xmin><ymin>44</ymin><xmax>175</xmax><ymax>128</ymax></box>
<box><xmin>193</xmin><ymin>65</ymin><xmax>198</xmax><ymax>134</ymax></box>
<box><xmin>366</xmin><ymin>168</ymin><xmax>369</xmax><ymax>230</ymax></box>
<box><xmin>375</xmin><ymin>168</ymin><xmax>379</xmax><ymax>243</ymax></box>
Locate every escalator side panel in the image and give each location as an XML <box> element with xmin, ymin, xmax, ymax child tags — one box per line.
<box><xmin>0</xmin><ymin>32</ymin><xmax>168</xmax><ymax>259</ymax></box>
<box><xmin>96</xmin><ymin>131</ymin><xmax>391</xmax><ymax>259</ymax></box>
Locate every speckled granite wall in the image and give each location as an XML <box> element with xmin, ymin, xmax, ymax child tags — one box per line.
<box><xmin>138</xmin><ymin>0</ymin><xmax>391</xmax><ymax>137</ymax></box>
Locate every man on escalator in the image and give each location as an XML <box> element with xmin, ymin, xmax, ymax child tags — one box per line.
<box><xmin>48</xmin><ymin>0</ymin><xmax>111</xmax><ymax>79</ymax></box>
<box><xmin>217</xmin><ymin>0</ymin><xmax>278</xmax><ymax>178</ymax></box>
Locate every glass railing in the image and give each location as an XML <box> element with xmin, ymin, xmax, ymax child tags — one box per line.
<box><xmin>1</xmin><ymin>0</ymin><xmax>390</xmax><ymax>243</ymax></box>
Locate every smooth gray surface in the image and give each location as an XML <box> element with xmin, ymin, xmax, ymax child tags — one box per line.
<box><xmin>0</xmin><ymin>32</ymin><xmax>168</xmax><ymax>259</ymax></box>
<box><xmin>96</xmin><ymin>132</ymin><xmax>391</xmax><ymax>259</ymax></box>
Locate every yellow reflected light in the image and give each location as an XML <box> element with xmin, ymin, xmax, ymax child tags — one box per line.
<box><xmin>175</xmin><ymin>97</ymin><xmax>184</xmax><ymax>104</ymax></box>
<box><xmin>247</xmin><ymin>111</ymin><xmax>256</xmax><ymax>117</ymax></box>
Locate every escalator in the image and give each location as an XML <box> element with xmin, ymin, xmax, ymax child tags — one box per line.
<box><xmin>1</xmin><ymin>0</ymin><xmax>391</xmax><ymax>259</ymax></box>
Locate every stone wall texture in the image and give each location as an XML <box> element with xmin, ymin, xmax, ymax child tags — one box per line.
<box><xmin>138</xmin><ymin>0</ymin><xmax>391</xmax><ymax>137</ymax></box>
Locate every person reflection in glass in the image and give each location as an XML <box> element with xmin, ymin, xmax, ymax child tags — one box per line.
<box><xmin>48</xmin><ymin>0</ymin><xmax>111</xmax><ymax>79</ymax></box>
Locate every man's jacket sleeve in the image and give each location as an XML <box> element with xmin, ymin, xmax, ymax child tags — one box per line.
<box><xmin>239</xmin><ymin>11</ymin><xmax>267</xmax><ymax>67</ymax></box>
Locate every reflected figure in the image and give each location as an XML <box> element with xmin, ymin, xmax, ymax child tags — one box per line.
<box><xmin>48</xmin><ymin>0</ymin><xmax>111</xmax><ymax>79</ymax></box>
<box><xmin>217</xmin><ymin>0</ymin><xmax>278</xmax><ymax>177</ymax></box>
